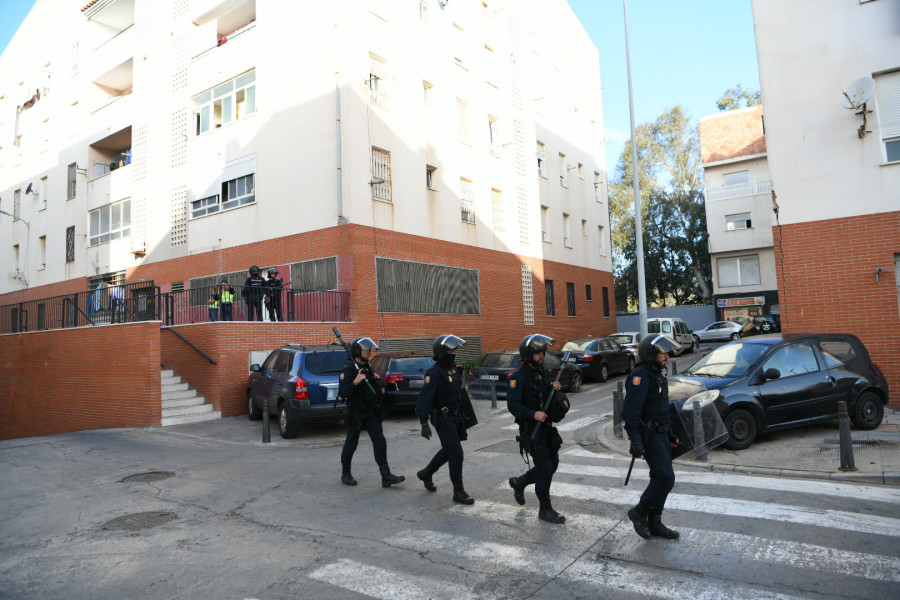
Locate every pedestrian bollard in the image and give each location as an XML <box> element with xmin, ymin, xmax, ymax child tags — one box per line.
<box><xmin>838</xmin><ymin>400</ymin><xmax>856</xmax><ymax>472</ymax></box>
<box><xmin>490</xmin><ymin>380</ymin><xmax>498</xmax><ymax>409</ymax></box>
<box><xmin>671</xmin><ymin>361</ymin><xmax>677</xmax><ymax>375</ymax></box>
<box><xmin>692</xmin><ymin>399</ymin><xmax>707</xmax><ymax>461</ymax></box>
<box><xmin>613</xmin><ymin>391</ymin><xmax>623</xmax><ymax>438</ymax></box>
<box><xmin>262</xmin><ymin>410</ymin><xmax>271</xmax><ymax>444</ymax></box>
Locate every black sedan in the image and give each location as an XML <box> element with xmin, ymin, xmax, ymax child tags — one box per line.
<box><xmin>557</xmin><ymin>337</ymin><xmax>635</xmax><ymax>382</ymax></box>
<box><xmin>668</xmin><ymin>333</ymin><xmax>889</xmax><ymax>450</ymax></box>
<box><xmin>468</xmin><ymin>349</ymin><xmax>582</xmax><ymax>400</ymax></box>
<box><xmin>369</xmin><ymin>351</ymin><xmax>435</xmax><ymax>412</ymax></box>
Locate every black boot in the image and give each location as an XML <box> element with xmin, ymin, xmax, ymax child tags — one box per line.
<box><xmin>379</xmin><ymin>463</ymin><xmax>405</xmax><ymax>487</ymax></box>
<box><xmin>341</xmin><ymin>463</ymin><xmax>357</xmax><ymax>486</ymax></box>
<box><xmin>538</xmin><ymin>498</ymin><xmax>566</xmax><ymax>524</ymax></box>
<box><xmin>508</xmin><ymin>475</ymin><xmax>528</xmax><ymax>506</ymax></box>
<box><xmin>417</xmin><ymin>467</ymin><xmax>437</xmax><ymax>492</ymax></box>
<box><xmin>648</xmin><ymin>513</ymin><xmax>680</xmax><ymax>539</ymax></box>
<box><xmin>627</xmin><ymin>504</ymin><xmax>652</xmax><ymax>539</ymax></box>
<box><xmin>451</xmin><ymin>479</ymin><xmax>474</xmax><ymax>504</ymax></box>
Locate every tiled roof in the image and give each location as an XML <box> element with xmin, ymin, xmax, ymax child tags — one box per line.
<box><xmin>699</xmin><ymin>105</ymin><xmax>766</xmax><ymax>165</ymax></box>
<box><xmin>82</xmin><ymin>0</ymin><xmax>100</xmax><ymax>12</ymax></box>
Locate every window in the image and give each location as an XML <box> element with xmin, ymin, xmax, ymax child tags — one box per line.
<box><xmin>491</xmin><ymin>189</ymin><xmax>503</xmax><ymax>231</ymax></box>
<box><xmin>66</xmin><ymin>226</ymin><xmax>75</xmax><ymax>262</ymax></box>
<box><xmin>192</xmin><ymin>69</ymin><xmax>256</xmax><ymax>135</ymax></box>
<box><xmin>13</xmin><ymin>189</ymin><xmax>20</xmax><ymax>220</ymax></box>
<box><xmin>559</xmin><ymin>153</ymin><xmax>568</xmax><ymax>187</ymax></box>
<box><xmin>563</xmin><ymin>213</ymin><xmax>572</xmax><ymax>247</ymax></box>
<box><xmin>762</xmin><ymin>342</ymin><xmax>820</xmax><ymax>377</ymax></box>
<box><xmin>457</xmin><ymin>98</ymin><xmax>470</xmax><ymax>143</ymax></box>
<box><xmin>541</xmin><ymin>206</ymin><xmax>550</xmax><ymax>242</ymax></box>
<box><xmin>460</xmin><ymin>177</ymin><xmax>475</xmax><ymax>223</ymax></box>
<box><xmin>12</xmin><ymin>244</ymin><xmax>19</xmax><ymax>273</ymax></box>
<box><xmin>371</xmin><ymin>148</ymin><xmax>391</xmax><ymax>202</ymax></box>
<box><xmin>38</xmin><ymin>236</ymin><xmax>46</xmax><ymax>270</ymax></box>
<box><xmin>536</xmin><ymin>142</ymin><xmax>546</xmax><ymax>177</ymax></box>
<box><xmin>368</xmin><ymin>54</ymin><xmax>388</xmax><ymax>107</ymax></box>
<box><xmin>566</xmin><ymin>282</ymin><xmax>576</xmax><ymax>317</ymax></box>
<box><xmin>545</xmin><ymin>280</ymin><xmax>555</xmax><ymax>316</ymax></box>
<box><xmin>68</xmin><ymin>163</ymin><xmax>77</xmax><ymax>199</ymax></box>
<box><xmin>602</xmin><ymin>287</ymin><xmax>610</xmax><ymax>317</ymax></box>
<box><xmin>89</xmin><ymin>199</ymin><xmax>131</xmax><ymax>246</ymax></box>
<box><xmin>290</xmin><ymin>257</ymin><xmax>338</xmax><ymax>291</ymax></box>
<box><xmin>488</xmin><ymin>115</ymin><xmax>500</xmax><ymax>157</ymax></box>
<box><xmin>723</xmin><ymin>170</ymin><xmax>749</xmax><ymax>186</ymax></box>
<box><xmin>726</xmin><ymin>213</ymin><xmax>752</xmax><ymax>231</ymax></box>
<box><xmin>39</xmin><ymin>176</ymin><xmax>47</xmax><ymax>210</ymax></box>
<box><xmin>594</xmin><ymin>172</ymin><xmax>603</xmax><ymax>202</ymax></box>
<box><xmin>423</xmin><ymin>80</ymin><xmax>433</xmax><ymax>104</ymax></box>
<box><xmin>586</xmin><ymin>284</ymin><xmax>592</xmax><ymax>301</ymax></box>
<box><xmin>874</xmin><ymin>71</ymin><xmax>900</xmax><ymax>163</ymax></box>
<box><xmin>577</xmin><ymin>163</ymin><xmax>584</xmax><ymax>179</ymax></box>
<box><xmin>191</xmin><ymin>174</ymin><xmax>255</xmax><ymax>218</ymax></box>
<box><xmin>375</xmin><ymin>257</ymin><xmax>480</xmax><ymax>314</ymax></box>
<box><xmin>819</xmin><ymin>340</ymin><xmax>858</xmax><ymax>369</ymax></box>
<box><xmin>717</xmin><ymin>255</ymin><xmax>761</xmax><ymax>287</ymax></box>
<box><xmin>426</xmin><ymin>165</ymin><xmax>437</xmax><ymax>190</ymax></box>
<box><xmin>598</xmin><ymin>225</ymin><xmax>605</xmax><ymax>256</ymax></box>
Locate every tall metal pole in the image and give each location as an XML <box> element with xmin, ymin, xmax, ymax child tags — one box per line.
<box><xmin>623</xmin><ymin>0</ymin><xmax>648</xmax><ymax>338</ymax></box>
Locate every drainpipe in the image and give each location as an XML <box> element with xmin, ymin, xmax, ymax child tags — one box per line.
<box><xmin>336</xmin><ymin>77</ymin><xmax>346</xmax><ymax>225</ymax></box>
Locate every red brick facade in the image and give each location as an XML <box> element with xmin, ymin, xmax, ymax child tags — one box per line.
<box><xmin>773</xmin><ymin>211</ymin><xmax>899</xmax><ymax>407</ymax></box>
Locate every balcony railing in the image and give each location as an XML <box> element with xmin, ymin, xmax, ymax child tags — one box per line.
<box><xmin>706</xmin><ymin>180</ymin><xmax>772</xmax><ymax>202</ymax></box>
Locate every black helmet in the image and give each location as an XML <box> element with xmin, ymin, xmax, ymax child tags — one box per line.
<box><xmin>433</xmin><ymin>334</ymin><xmax>466</xmax><ymax>361</ymax></box>
<box><xmin>519</xmin><ymin>334</ymin><xmax>555</xmax><ymax>363</ymax></box>
<box><xmin>249</xmin><ymin>265</ymin><xmax>260</xmax><ymax>276</ymax></box>
<box><xmin>268</xmin><ymin>267</ymin><xmax>278</xmax><ymax>276</ymax></box>
<box><xmin>350</xmin><ymin>336</ymin><xmax>378</xmax><ymax>358</ymax></box>
<box><xmin>637</xmin><ymin>334</ymin><xmax>682</xmax><ymax>367</ymax></box>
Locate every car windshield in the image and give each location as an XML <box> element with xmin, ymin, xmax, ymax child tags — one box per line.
<box><xmin>685</xmin><ymin>342</ymin><xmax>770</xmax><ymax>378</ymax></box>
<box><xmin>608</xmin><ymin>335</ymin><xmax>633</xmax><ymax>344</ymax></box>
<box><xmin>560</xmin><ymin>339</ymin><xmax>593</xmax><ymax>351</ymax></box>
<box><xmin>390</xmin><ymin>357</ymin><xmax>434</xmax><ymax>373</ymax></box>
<box><xmin>478</xmin><ymin>353</ymin><xmax>518</xmax><ymax>369</ymax></box>
<box><xmin>305</xmin><ymin>351</ymin><xmax>348</xmax><ymax>375</ymax></box>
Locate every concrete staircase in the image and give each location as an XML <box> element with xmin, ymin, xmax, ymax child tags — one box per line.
<box><xmin>160</xmin><ymin>370</ymin><xmax>221</xmax><ymax>426</ymax></box>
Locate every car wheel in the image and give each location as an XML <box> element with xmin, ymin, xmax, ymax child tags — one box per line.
<box><xmin>851</xmin><ymin>391</ymin><xmax>884</xmax><ymax>430</ymax></box>
<box><xmin>627</xmin><ymin>357</ymin><xmax>635</xmax><ymax>373</ymax></box>
<box><xmin>685</xmin><ymin>337</ymin><xmax>695</xmax><ymax>354</ymax></box>
<box><xmin>598</xmin><ymin>363</ymin><xmax>609</xmax><ymax>383</ymax></box>
<box><xmin>279</xmin><ymin>404</ymin><xmax>301</xmax><ymax>439</ymax></box>
<box><xmin>692</xmin><ymin>335</ymin><xmax>700</xmax><ymax>350</ymax></box>
<box><xmin>760</xmin><ymin>322</ymin><xmax>773</xmax><ymax>333</ymax></box>
<box><xmin>568</xmin><ymin>372</ymin><xmax>582</xmax><ymax>394</ymax></box>
<box><xmin>724</xmin><ymin>408</ymin><xmax>757</xmax><ymax>450</ymax></box>
<box><xmin>730</xmin><ymin>332</ymin><xmax>741</xmax><ymax>341</ymax></box>
<box><xmin>247</xmin><ymin>390</ymin><xmax>262</xmax><ymax>421</ymax></box>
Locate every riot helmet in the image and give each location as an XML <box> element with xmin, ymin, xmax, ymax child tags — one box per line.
<box><xmin>268</xmin><ymin>267</ymin><xmax>278</xmax><ymax>277</ymax></box>
<box><xmin>637</xmin><ymin>334</ymin><xmax>682</xmax><ymax>369</ymax></box>
<box><xmin>519</xmin><ymin>334</ymin><xmax>556</xmax><ymax>363</ymax></box>
<box><xmin>433</xmin><ymin>334</ymin><xmax>466</xmax><ymax>361</ymax></box>
<box><xmin>249</xmin><ymin>265</ymin><xmax>260</xmax><ymax>276</ymax></box>
<box><xmin>350</xmin><ymin>336</ymin><xmax>378</xmax><ymax>358</ymax></box>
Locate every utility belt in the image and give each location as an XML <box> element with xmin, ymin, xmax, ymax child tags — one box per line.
<box><xmin>640</xmin><ymin>421</ymin><xmax>670</xmax><ymax>434</ymax></box>
<box><xmin>432</xmin><ymin>406</ymin><xmax>461</xmax><ymax>420</ymax></box>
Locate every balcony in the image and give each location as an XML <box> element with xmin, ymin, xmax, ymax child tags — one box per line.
<box><xmin>706</xmin><ymin>180</ymin><xmax>772</xmax><ymax>202</ymax></box>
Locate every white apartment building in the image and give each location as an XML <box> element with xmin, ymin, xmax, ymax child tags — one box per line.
<box><xmin>0</xmin><ymin>0</ymin><xmax>612</xmax><ymax>346</ymax></box>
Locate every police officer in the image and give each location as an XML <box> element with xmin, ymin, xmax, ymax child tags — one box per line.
<box><xmin>507</xmin><ymin>334</ymin><xmax>568</xmax><ymax>524</ymax></box>
<box><xmin>339</xmin><ymin>336</ymin><xmax>405</xmax><ymax>488</ymax></box>
<box><xmin>242</xmin><ymin>265</ymin><xmax>266</xmax><ymax>321</ymax></box>
<box><xmin>622</xmin><ymin>334</ymin><xmax>683</xmax><ymax>540</ymax></box>
<box><xmin>415</xmin><ymin>334</ymin><xmax>473</xmax><ymax>504</ymax></box>
<box><xmin>265</xmin><ymin>267</ymin><xmax>284</xmax><ymax>322</ymax></box>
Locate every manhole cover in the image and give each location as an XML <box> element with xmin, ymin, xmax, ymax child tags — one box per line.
<box><xmin>102</xmin><ymin>512</ymin><xmax>176</xmax><ymax>531</ymax></box>
<box><xmin>120</xmin><ymin>471</ymin><xmax>174</xmax><ymax>483</ymax></box>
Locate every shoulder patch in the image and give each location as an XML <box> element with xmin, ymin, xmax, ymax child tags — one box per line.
<box><xmin>448</xmin><ymin>374</ymin><xmax>453</xmax><ymax>382</ymax></box>
<box><xmin>340</xmin><ymin>373</ymin><xmax>344</xmax><ymax>380</ymax></box>
<box><xmin>632</xmin><ymin>376</ymin><xmax>641</xmax><ymax>386</ymax></box>
<box><xmin>510</xmin><ymin>379</ymin><xmax>517</xmax><ymax>388</ymax></box>
<box><xmin>425</xmin><ymin>375</ymin><xmax>431</xmax><ymax>384</ymax></box>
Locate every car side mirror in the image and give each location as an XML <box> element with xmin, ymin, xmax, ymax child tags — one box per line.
<box><xmin>250</xmin><ymin>364</ymin><xmax>260</xmax><ymax>372</ymax></box>
<box><xmin>757</xmin><ymin>368</ymin><xmax>780</xmax><ymax>382</ymax></box>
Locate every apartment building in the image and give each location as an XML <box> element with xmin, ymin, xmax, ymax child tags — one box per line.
<box><xmin>699</xmin><ymin>105</ymin><xmax>779</xmax><ymax>323</ymax></box>
<box><xmin>0</xmin><ymin>0</ymin><xmax>613</xmax><ymax>350</ymax></box>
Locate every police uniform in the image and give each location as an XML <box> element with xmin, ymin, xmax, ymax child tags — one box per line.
<box><xmin>242</xmin><ymin>271</ymin><xmax>266</xmax><ymax>321</ymax></box>
<box><xmin>265</xmin><ymin>272</ymin><xmax>284</xmax><ymax>322</ymax></box>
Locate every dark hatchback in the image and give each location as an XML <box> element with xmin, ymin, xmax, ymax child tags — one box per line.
<box><xmin>557</xmin><ymin>337</ymin><xmax>635</xmax><ymax>382</ymax></box>
<box><xmin>667</xmin><ymin>333</ymin><xmax>889</xmax><ymax>450</ymax></box>
<box><xmin>247</xmin><ymin>344</ymin><xmax>348</xmax><ymax>438</ymax></box>
<box><xmin>468</xmin><ymin>349</ymin><xmax>582</xmax><ymax>400</ymax></box>
<box><xmin>369</xmin><ymin>351</ymin><xmax>435</xmax><ymax>412</ymax></box>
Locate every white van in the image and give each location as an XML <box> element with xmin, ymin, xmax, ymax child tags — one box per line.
<box><xmin>647</xmin><ymin>317</ymin><xmax>694</xmax><ymax>355</ymax></box>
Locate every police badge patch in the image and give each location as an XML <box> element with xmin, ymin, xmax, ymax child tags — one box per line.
<box><xmin>340</xmin><ymin>373</ymin><xmax>344</xmax><ymax>380</ymax></box>
<box><xmin>510</xmin><ymin>380</ymin><xmax>517</xmax><ymax>388</ymax></box>
<box><xmin>425</xmin><ymin>375</ymin><xmax>431</xmax><ymax>383</ymax></box>
<box><xmin>632</xmin><ymin>376</ymin><xmax>641</xmax><ymax>385</ymax></box>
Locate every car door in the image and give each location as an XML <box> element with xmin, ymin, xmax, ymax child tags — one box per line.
<box><xmin>755</xmin><ymin>341</ymin><xmax>836</xmax><ymax>426</ymax></box>
<box><xmin>267</xmin><ymin>351</ymin><xmax>294</xmax><ymax>413</ymax></box>
<box><xmin>815</xmin><ymin>337</ymin><xmax>863</xmax><ymax>411</ymax></box>
<box><xmin>599</xmin><ymin>338</ymin><xmax>626</xmax><ymax>373</ymax></box>
<box><xmin>674</xmin><ymin>320</ymin><xmax>692</xmax><ymax>347</ymax></box>
<box><xmin>253</xmin><ymin>351</ymin><xmax>280</xmax><ymax>412</ymax></box>
<box><xmin>712</xmin><ymin>322</ymin><xmax>733</xmax><ymax>341</ymax></box>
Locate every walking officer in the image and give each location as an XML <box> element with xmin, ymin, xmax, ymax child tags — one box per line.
<box><xmin>622</xmin><ymin>334</ymin><xmax>683</xmax><ymax>540</ymax></box>
<box><xmin>338</xmin><ymin>336</ymin><xmax>405</xmax><ymax>488</ymax></box>
<box><xmin>242</xmin><ymin>265</ymin><xmax>266</xmax><ymax>321</ymax></box>
<box><xmin>507</xmin><ymin>334</ymin><xmax>568</xmax><ymax>524</ymax></box>
<box><xmin>415</xmin><ymin>334</ymin><xmax>474</xmax><ymax>505</ymax></box>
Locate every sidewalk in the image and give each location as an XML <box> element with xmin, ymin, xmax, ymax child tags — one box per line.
<box><xmin>592</xmin><ymin>409</ymin><xmax>900</xmax><ymax>486</ymax></box>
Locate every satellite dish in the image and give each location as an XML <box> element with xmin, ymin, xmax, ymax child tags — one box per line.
<box><xmin>841</xmin><ymin>77</ymin><xmax>875</xmax><ymax>110</ymax></box>
<box><xmin>25</xmin><ymin>183</ymin><xmax>33</xmax><ymax>195</ymax></box>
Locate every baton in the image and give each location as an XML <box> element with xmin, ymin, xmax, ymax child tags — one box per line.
<box><xmin>624</xmin><ymin>456</ymin><xmax>636</xmax><ymax>486</ymax></box>
<box><xmin>531</xmin><ymin>351</ymin><xmax>572</xmax><ymax>441</ymax></box>
<box><xmin>332</xmin><ymin>327</ymin><xmax>377</xmax><ymax>396</ymax></box>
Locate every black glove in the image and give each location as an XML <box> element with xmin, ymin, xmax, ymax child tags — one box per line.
<box><xmin>629</xmin><ymin>438</ymin><xmax>644</xmax><ymax>458</ymax></box>
<box><xmin>420</xmin><ymin>423</ymin><xmax>432</xmax><ymax>440</ymax></box>
<box><xmin>668</xmin><ymin>431</ymin><xmax>681</xmax><ymax>449</ymax></box>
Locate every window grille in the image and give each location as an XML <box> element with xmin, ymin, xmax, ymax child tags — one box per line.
<box><xmin>376</xmin><ymin>257</ymin><xmax>480</xmax><ymax>315</ymax></box>
<box><xmin>602</xmin><ymin>287</ymin><xmax>610</xmax><ymax>317</ymax></box>
<box><xmin>545</xmin><ymin>280</ymin><xmax>555</xmax><ymax>316</ymax></box>
<box><xmin>522</xmin><ymin>265</ymin><xmax>534</xmax><ymax>325</ymax></box>
<box><xmin>65</xmin><ymin>226</ymin><xmax>75</xmax><ymax>262</ymax></box>
<box><xmin>460</xmin><ymin>178</ymin><xmax>474</xmax><ymax>223</ymax></box>
<box><xmin>290</xmin><ymin>257</ymin><xmax>338</xmax><ymax>291</ymax></box>
<box><xmin>371</xmin><ymin>148</ymin><xmax>392</xmax><ymax>202</ymax></box>
<box><xmin>567</xmin><ymin>282</ymin><xmax>576</xmax><ymax>317</ymax></box>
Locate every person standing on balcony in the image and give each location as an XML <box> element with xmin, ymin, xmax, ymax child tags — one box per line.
<box><xmin>265</xmin><ymin>268</ymin><xmax>284</xmax><ymax>322</ymax></box>
<box><xmin>242</xmin><ymin>265</ymin><xmax>266</xmax><ymax>321</ymax></box>
<box><xmin>207</xmin><ymin>292</ymin><xmax>220</xmax><ymax>322</ymax></box>
<box><xmin>110</xmin><ymin>283</ymin><xmax>126</xmax><ymax>323</ymax></box>
<box><xmin>219</xmin><ymin>280</ymin><xmax>235</xmax><ymax>321</ymax></box>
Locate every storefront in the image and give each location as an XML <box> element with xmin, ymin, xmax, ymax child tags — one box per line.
<box><xmin>715</xmin><ymin>291</ymin><xmax>780</xmax><ymax>324</ymax></box>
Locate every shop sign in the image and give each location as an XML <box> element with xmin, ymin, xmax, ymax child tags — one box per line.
<box><xmin>717</xmin><ymin>296</ymin><xmax>766</xmax><ymax>308</ymax></box>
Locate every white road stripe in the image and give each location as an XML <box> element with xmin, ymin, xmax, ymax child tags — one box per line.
<box><xmin>446</xmin><ymin>500</ymin><xmax>619</xmax><ymax>537</ymax></box>
<box><xmin>308</xmin><ymin>558</ymin><xmax>484</xmax><ymax>600</ymax></box>
<box><xmin>554</xmin><ymin>415</ymin><xmax>605</xmax><ymax>432</ymax></box>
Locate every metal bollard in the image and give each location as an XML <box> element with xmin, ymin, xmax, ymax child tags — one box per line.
<box><xmin>838</xmin><ymin>400</ymin><xmax>856</xmax><ymax>471</ymax></box>
<box><xmin>490</xmin><ymin>380</ymin><xmax>498</xmax><ymax>409</ymax></box>
<box><xmin>613</xmin><ymin>391</ymin><xmax>622</xmax><ymax>438</ymax></box>
<box><xmin>262</xmin><ymin>410</ymin><xmax>271</xmax><ymax>444</ymax></box>
<box><xmin>692</xmin><ymin>399</ymin><xmax>707</xmax><ymax>461</ymax></box>
<box><xmin>671</xmin><ymin>361</ymin><xmax>677</xmax><ymax>375</ymax></box>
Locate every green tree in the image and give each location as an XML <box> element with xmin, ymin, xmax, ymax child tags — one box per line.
<box><xmin>716</xmin><ymin>85</ymin><xmax>761</xmax><ymax>111</ymax></box>
<box><xmin>610</xmin><ymin>106</ymin><xmax>712</xmax><ymax>311</ymax></box>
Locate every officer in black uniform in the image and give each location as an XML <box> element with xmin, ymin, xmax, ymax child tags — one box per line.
<box><xmin>622</xmin><ymin>334</ymin><xmax>683</xmax><ymax>540</ymax></box>
<box><xmin>242</xmin><ymin>265</ymin><xmax>266</xmax><ymax>321</ymax></box>
<box><xmin>264</xmin><ymin>267</ymin><xmax>284</xmax><ymax>322</ymax></box>
<box><xmin>338</xmin><ymin>336</ymin><xmax>405</xmax><ymax>488</ymax></box>
<box><xmin>415</xmin><ymin>334</ymin><xmax>474</xmax><ymax>505</ymax></box>
<box><xmin>507</xmin><ymin>334</ymin><xmax>568</xmax><ymax>524</ymax></box>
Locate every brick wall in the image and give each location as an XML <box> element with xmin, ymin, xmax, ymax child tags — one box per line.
<box><xmin>773</xmin><ymin>211</ymin><xmax>899</xmax><ymax>407</ymax></box>
<box><xmin>0</xmin><ymin>322</ymin><xmax>161</xmax><ymax>440</ymax></box>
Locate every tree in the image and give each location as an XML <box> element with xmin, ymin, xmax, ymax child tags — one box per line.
<box><xmin>716</xmin><ymin>85</ymin><xmax>761</xmax><ymax>111</ymax></box>
<box><xmin>609</xmin><ymin>106</ymin><xmax>712</xmax><ymax>311</ymax></box>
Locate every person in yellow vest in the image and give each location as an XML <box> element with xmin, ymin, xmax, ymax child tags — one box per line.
<box><xmin>208</xmin><ymin>292</ymin><xmax>220</xmax><ymax>322</ymax></box>
<box><xmin>219</xmin><ymin>280</ymin><xmax>235</xmax><ymax>321</ymax></box>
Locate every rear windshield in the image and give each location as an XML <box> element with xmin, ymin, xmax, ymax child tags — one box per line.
<box><xmin>560</xmin><ymin>339</ymin><xmax>593</xmax><ymax>351</ymax></box>
<box><xmin>608</xmin><ymin>335</ymin><xmax>633</xmax><ymax>345</ymax></box>
<box><xmin>648</xmin><ymin>321</ymin><xmax>660</xmax><ymax>333</ymax></box>
<box><xmin>304</xmin><ymin>351</ymin><xmax>348</xmax><ymax>375</ymax></box>
<box><xmin>686</xmin><ymin>342</ymin><xmax>770</xmax><ymax>378</ymax></box>
<box><xmin>478</xmin><ymin>353</ymin><xmax>518</xmax><ymax>368</ymax></box>
<box><xmin>390</xmin><ymin>357</ymin><xmax>435</xmax><ymax>373</ymax></box>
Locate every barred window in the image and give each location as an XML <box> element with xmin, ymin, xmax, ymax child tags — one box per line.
<box><xmin>545</xmin><ymin>280</ymin><xmax>555</xmax><ymax>316</ymax></box>
<box><xmin>461</xmin><ymin>177</ymin><xmax>474</xmax><ymax>224</ymax></box>
<box><xmin>567</xmin><ymin>282</ymin><xmax>576</xmax><ymax>317</ymax></box>
<box><xmin>376</xmin><ymin>257</ymin><xmax>480</xmax><ymax>314</ymax></box>
<box><xmin>290</xmin><ymin>257</ymin><xmax>338</xmax><ymax>291</ymax></box>
<box><xmin>372</xmin><ymin>147</ymin><xmax>391</xmax><ymax>202</ymax></box>
<box><xmin>66</xmin><ymin>226</ymin><xmax>75</xmax><ymax>263</ymax></box>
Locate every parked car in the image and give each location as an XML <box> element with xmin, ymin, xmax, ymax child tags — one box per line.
<box><xmin>468</xmin><ymin>349</ymin><xmax>582</xmax><ymax>399</ymax></box>
<box><xmin>647</xmin><ymin>317</ymin><xmax>694</xmax><ymax>354</ymax></box>
<box><xmin>607</xmin><ymin>332</ymin><xmax>642</xmax><ymax>359</ymax></box>
<box><xmin>557</xmin><ymin>337</ymin><xmax>635</xmax><ymax>382</ymax></box>
<box><xmin>668</xmin><ymin>333</ymin><xmax>889</xmax><ymax>450</ymax></box>
<box><xmin>247</xmin><ymin>344</ymin><xmax>348</xmax><ymax>438</ymax></box>
<box><xmin>752</xmin><ymin>314</ymin><xmax>781</xmax><ymax>334</ymax></box>
<box><xmin>692</xmin><ymin>321</ymin><xmax>743</xmax><ymax>344</ymax></box>
<box><xmin>369</xmin><ymin>351</ymin><xmax>435</xmax><ymax>412</ymax></box>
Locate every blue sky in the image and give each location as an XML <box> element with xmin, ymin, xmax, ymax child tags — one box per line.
<box><xmin>1</xmin><ymin>0</ymin><xmax>759</xmax><ymax>175</ymax></box>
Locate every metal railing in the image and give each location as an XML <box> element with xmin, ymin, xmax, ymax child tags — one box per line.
<box><xmin>706</xmin><ymin>180</ymin><xmax>772</xmax><ymax>202</ymax></box>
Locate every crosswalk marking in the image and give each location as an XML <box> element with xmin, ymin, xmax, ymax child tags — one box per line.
<box><xmin>308</xmin><ymin>558</ymin><xmax>484</xmax><ymax>600</ymax></box>
<box><xmin>500</xmin><ymin>412</ymin><xmax>601</xmax><ymax>431</ymax></box>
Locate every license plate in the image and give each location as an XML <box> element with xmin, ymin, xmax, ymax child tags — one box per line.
<box><xmin>326</xmin><ymin>387</ymin><xmax>338</xmax><ymax>401</ymax></box>
<box><xmin>408</xmin><ymin>380</ymin><xmax>424</xmax><ymax>389</ymax></box>
<box><xmin>481</xmin><ymin>374</ymin><xmax>498</xmax><ymax>381</ymax></box>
